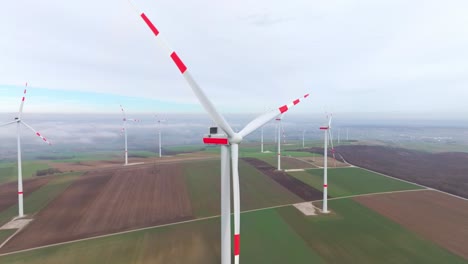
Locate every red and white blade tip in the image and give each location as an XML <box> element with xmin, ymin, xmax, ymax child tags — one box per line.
<box><xmin>278</xmin><ymin>94</ymin><xmax>309</xmax><ymax>114</ymax></box>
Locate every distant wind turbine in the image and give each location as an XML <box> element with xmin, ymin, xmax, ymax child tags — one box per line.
<box><xmin>155</xmin><ymin>115</ymin><xmax>166</xmax><ymax>158</ymax></box>
<box><xmin>0</xmin><ymin>83</ymin><xmax>51</xmax><ymax>217</ymax></box>
<box><xmin>119</xmin><ymin>105</ymin><xmax>139</xmax><ymax>165</ymax></box>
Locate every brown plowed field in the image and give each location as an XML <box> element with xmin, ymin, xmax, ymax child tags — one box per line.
<box><xmin>0</xmin><ymin>163</ymin><xmax>193</xmax><ymax>253</ymax></box>
<box><xmin>0</xmin><ymin>177</ymin><xmax>51</xmax><ymax>212</ymax></box>
<box><xmin>335</xmin><ymin>145</ymin><xmax>468</xmax><ymax>198</ymax></box>
<box><xmin>49</xmin><ymin>152</ymin><xmax>217</xmax><ymax>172</ymax></box>
<box><xmin>242</xmin><ymin>158</ymin><xmax>324</xmax><ymax>201</ymax></box>
<box><xmin>296</xmin><ymin>156</ymin><xmax>349</xmax><ymax>168</ymax></box>
<box><xmin>355</xmin><ymin>190</ymin><xmax>468</xmax><ymax>260</ymax></box>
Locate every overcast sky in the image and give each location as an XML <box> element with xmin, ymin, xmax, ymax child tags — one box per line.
<box><xmin>1</xmin><ymin>0</ymin><xmax>467</xmax><ymax>117</ymax></box>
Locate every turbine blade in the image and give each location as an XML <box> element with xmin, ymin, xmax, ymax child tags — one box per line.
<box><xmin>18</xmin><ymin>83</ymin><xmax>27</xmax><ymax>119</ymax></box>
<box><xmin>21</xmin><ymin>121</ymin><xmax>51</xmax><ymax>145</ymax></box>
<box><xmin>231</xmin><ymin>143</ymin><xmax>241</xmax><ymax>264</ymax></box>
<box><xmin>239</xmin><ymin>93</ymin><xmax>309</xmax><ymax>138</ymax></box>
<box><xmin>127</xmin><ymin>2</ymin><xmax>235</xmax><ymax>138</ymax></box>
<box><xmin>0</xmin><ymin>121</ymin><xmax>16</xmax><ymax>127</ymax></box>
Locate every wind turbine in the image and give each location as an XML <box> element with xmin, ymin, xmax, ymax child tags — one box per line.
<box><xmin>260</xmin><ymin>126</ymin><xmax>264</xmax><ymax>153</ymax></box>
<box><xmin>119</xmin><ymin>105</ymin><xmax>139</xmax><ymax>165</ymax></box>
<box><xmin>276</xmin><ymin>115</ymin><xmax>283</xmax><ymax>171</ymax></box>
<box><xmin>155</xmin><ymin>115</ymin><xmax>166</xmax><ymax>158</ymax></box>
<box><xmin>127</xmin><ymin>3</ymin><xmax>310</xmax><ymax>263</ymax></box>
<box><xmin>302</xmin><ymin>129</ymin><xmax>306</xmax><ymax>148</ymax></box>
<box><xmin>319</xmin><ymin>114</ymin><xmax>333</xmax><ymax>213</ymax></box>
<box><xmin>0</xmin><ymin>83</ymin><xmax>51</xmax><ymax>217</ymax></box>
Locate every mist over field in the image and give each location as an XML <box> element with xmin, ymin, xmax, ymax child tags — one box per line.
<box><xmin>0</xmin><ymin>112</ymin><xmax>467</xmax><ymax>161</ymax></box>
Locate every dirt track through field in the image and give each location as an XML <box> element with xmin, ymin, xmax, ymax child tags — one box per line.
<box><xmin>242</xmin><ymin>158</ymin><xmax>324</xmax><ymax>201</ymax></box>
<box><xmin>0</xmin><ymin>177</ymin><xmax>51</xmax><ymax>212</ymax></box>
<box><xmin>0</xmin><ymin>164</ymin><xmax>193</xmax><ymax>253</ymax></box>
<box><xmin>355</xmin><ymin>190</ymin><xmax>468</xmax><ymax>260</ymax></box>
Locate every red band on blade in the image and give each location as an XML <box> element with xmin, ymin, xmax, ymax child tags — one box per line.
<box><xmin>18</xmin><ymin>191</ymin><xmax>23</xmax><ymax>194</ymax></box>
<box><xmin>279</xmin><ymin>105</ymin><xmax>288</xmax><ymax>113</ymax></box>
<box><xmin>36</xmin><ymin>132</ymin><xmax>41</xmax><ymax>136</ymax></box>
<box><xmin>319</xmin><ymin>127</ymin><xmax>329</xmax><ymax>130</ymax></box>
<box><xmin>171</xmin><ymin>52</ymin><xmax>187</xmax><ymax>74</ymax></box>
<box><xmin>234</xmin><ymin>234</ymin><xmax>240</xmax><ymax>256</ymax></box>
<box><xmin>141</xmin><ymin>13</ymin><xmax>160</xmax><ymax>36</ymax></box>
<box><xmin>304</xmin><ymin>94</ymin><xmax>309</xmax><ymax>98</ymax></box>
<box><xmin>22</xmin><ymin>97</ymin><xmax>25</xmax><ymax>101</ymax></box>
<box><xmin>24</xmin><ymin>89</ymin><xmax>27</xmax><ymax>93</ymax></box>
<box><xmin>293</xmin><ymin>99</ymin><xmax>300</xmax><ymax>105</ymax></box>
<box><xmin>203</xmin><ymin>137</ymin><xmax>228</xmax><ymax>145</ymax></box>
<box><xmin>324</xmin><ymin>184</ymin><xmax>328</xmax><ymax>187</ymax></box>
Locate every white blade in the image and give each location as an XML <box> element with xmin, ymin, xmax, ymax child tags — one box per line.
<box><xmin>0</xmin><ymin>120</ymin><xmax>16</xmax><ymax>127</ymax></box>
<box><xmin>18</xmin><ymin>83</ymin><xmax>27</xmax><ymax>119</ymax></box>
<box><xmin>127</xmin><ymin>2</ymin><xmax>235</xmax><ymax>138</ymax></box>
<box><xmin>231</xmin><ymin>143</ymin><xmax>241</xmax><ymax>264</ymax></box>
<box><xmin>239</xmin><ymin>94</ymin><xmax>309</xmax><ymax>138</ymax></box>
<box><xmin>21</xmin><ymin>121</ymin><xmax>51</xmax><ymax>145</ymax></box>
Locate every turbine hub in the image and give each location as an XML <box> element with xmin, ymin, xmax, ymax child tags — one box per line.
<box><xmin>230</xmin><ymin>133</ymin><xmax>243</xmax><ymax>144</ymax></box>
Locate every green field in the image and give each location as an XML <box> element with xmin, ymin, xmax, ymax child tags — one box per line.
<box><xmin>0</xmin><ymin>162</ymin><xmax>50</xmax><ymax>184</ymax></box>
<box><xmin>0</xmin><ymin>172</ymin><xmax>81</xmax><ymax>226</ymax></box>
<box><xmin>288</xmin><ymin>167</ymin><xmax>424</xmax><ymax>197</ymax></box>
<box><xmin>0</xmin><ymin>229</ymin><xmax>16</xmax><ymax>245</ymax></box>
<box><xmin>241</xmin><ymin>209</ymin><xmax>325</xmax><ymax>263</ymax></box>
<box><xmin>277</xmin><ymin>199</ymin><xmax>466</xmax><ymax>263</ymax></box>
<box><xmin>183</xmin><ymin>159</ymin><xmax>302</xmax><ymax>217</ymax></box>
<box><xmin>1</xmin><ymin>199</ymin><xmax>465</xmax><ymax>263</ymax></box>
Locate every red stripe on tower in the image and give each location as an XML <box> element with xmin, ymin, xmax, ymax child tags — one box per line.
<box><xmin>170</xmin><ymin>52</ymin><xmax>187</xmax><ymax>74</ymax></box>
<box><xmin>279</xmin><ymin>105</ymin><xmax>288</xmax><ymax>113</ymax></box>
<box><xmin>18</xmin><ymin>191</ymin><xmax>23</xmax><ymax>194</ymax></box>
<box><xmin>234</xmin><ymin>234</ymin><xmax>240</xmax><ymax>256</ymax></box>
<box><xmin>324</xmin><ymin>184</ymin><xmax>328</xmax><ymax>187</ymax></box>
<box><xmin>141</xmin><ymin>13</ymin><xmax>160</xmax><ymax>36</ymax></box>
<box><xmin>293</xmin><ymin>99</ymin><xmax>300</xmax><ymax>105</ymax></box>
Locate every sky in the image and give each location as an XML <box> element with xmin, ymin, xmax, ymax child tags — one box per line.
<box><xmin>1</xmin><ymin>0</ymin><xmax>468</xmax><ymax>117</ymax></box>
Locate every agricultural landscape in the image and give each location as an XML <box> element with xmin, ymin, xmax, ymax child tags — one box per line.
<box><xmin>1</xmin><ymin>0</ymin><xmax>468</xmax><ymax>263</ymax></box>
<box><xmin>0</xmin><ymin>141</ymin><xmax>467</xmax><ymax>263</ymax></box>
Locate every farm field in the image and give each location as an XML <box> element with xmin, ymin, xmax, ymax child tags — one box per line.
<box><xmin>0</xmin><ymin>162</ymin><xmax>50</xmax><ymax>184</ymax></box>
<box><xmin>278</xmin><ymin>198</ymin><xmax>466</xmax><ymax>263</ymax></box>
<box><xmin>0</xmin><ymin>164</ymin><xmax>194</xmax><ymax>253</ymax></box>
<box><xmin>183</xmin><ymin>159</ymin><xmax>303</xmax><ymax>217</ymax></box>
<box><xmin>242</xmin><ymin>158</ymin><xmax>323</xmax><ymax>201</ymax></box>
<box><xmin>336</xmin><ymin>145</ymin><xmax>468</xmax><ymax>198</ymax></box>
<box><xmin>1</xmin><ymin>197</ymin><xmax>465</xmax><ymax>263</ymax></box>
<box><xmin>0</xmin><ymin>173</ymin><xmax>79</xmax><ymax>226</ymax></box>
<box><xmin>355</xmin><ymin>190</ymin><xmax>468</xmax><ymax>259</ymax></box>
<box><xmin>0</xmin><ymin>177</ymin><xmax>51</xmax><ymax>212</ymax></box>
<box><xmin>288</xmin><ymin>167</ymin><xmax>424</xmax><ymax>197</ymax></box>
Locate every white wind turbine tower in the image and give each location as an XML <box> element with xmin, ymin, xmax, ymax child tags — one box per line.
<box><xmin>302</xmin><ymin>129</ymin><xmax>306</xmax><ymax>148</ymax></box>
<box><xmin>260</xmin><ymin>125</ymin><xmax>264</xmax><ymax>153</ymax></box>
<box><xmin>0</xmin><ymin>83</ymin><xmax>51</xmax><ymax>217</ymax></box>
<box><xmin>127</xmin><ymin>3</ymin><xmax>310</xmax><ymax>263</ymax></box>
<box><xmin>119</xmin><ymin>105</ymin><xmax>139</xmax><ymax>165</ymax></box>
<box><xmin>155</xmin><ymin>115</ymin><xmax>166</xmax><ymax>158</ymax></box>
<box><xmin>319</xmin><ymin>114</ymin><xmax>333</xmax><ymax>213</ymax></box>
<box><xmin>276</xmin><ymin>115</ymin><xmax>283</xmax><ymax>171</ymax></box>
